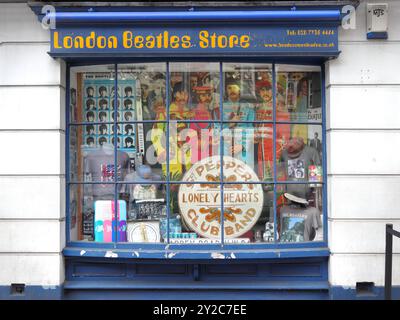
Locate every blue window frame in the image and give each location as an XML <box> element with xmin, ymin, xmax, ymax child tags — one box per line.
<box><xmin>65</xmin><ymin>59</ymin><xmax>328</xmax><ymax>258</ymax></box>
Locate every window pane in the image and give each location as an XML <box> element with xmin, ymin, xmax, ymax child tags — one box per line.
<box><xmin>275</xmin><ymin>65</ymin><xmax>322</xmax><ymax>123</ymax></box>
<box><xmin>177</xmin><ymin>183</ymin><xmax>222</xmax><ymax>244</ymax></box>
<box><xmin>169</xmin><ymin>62</ymin><xmax>220</xmax><ymax>120</ymax></box>
<box><xmin>118</xmin><ymin>63</ymin><xmax>166</xmax><ymax>121</ymax></box>
<box><xmin>69</xmin><ymin>184</ymin><xmax>117</xmax><ymax>242</ymax></box>
<box><xmin>276</xmin><ymin>184</ymin><xmax>324</xmax><ymax>243</ymax></box>
<box><xmin>69</xmin><ymin>64</ymin><xmax>115</xmax><ymax>182</ymax></box>
<box><xmin>167</xmin><ymin>123</ymin><xmax>221</xmax><ymax>182</ymax></box>
<box><xmin>222</xmin><ymin>63</ymin><xmax>272</xmax><ymax>168</ymax></box>
<box><xmin>113</xmin><ymin>63</ymin><xmax>167</xmax><ymax>181</ymax></box>
<box><xmin>121</xmin><ymin>183</ymin><xmax>167</xmax><ymax>243</ymax></box>
<box><xmin>222</xmin><ymin>183</ymin><xmax>274</xmax><ymax>244</ymax></box>
<box><xmin>277</xmin><ymin>124</ymin><xmax>323</xmax><ymax>200</ymax></box>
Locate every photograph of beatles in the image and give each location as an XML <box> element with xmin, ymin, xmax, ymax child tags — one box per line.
<box><xmin>98</xmin><ymin>111</ymin><xmax>108</xmax><ymax>122</ymax></box>
<box><xmin>86</xmin><ymin>86</ymin><xmax>94</xmax><ymax>98</ymax></box>
<box><xmin>98</xmin><ymin>98</ymin><xmax>108</xmax><ymax>110</ymax></box>
<box><xmin>99</xmin><ymin>86</ymin><xmax>108</xmax><ymax>98</ymax></box>
<box><xmin>111</xmin><ymin>86</ymin><xmax>120</xmax><ymax>98</ymax></box>
<box><xmin>99</xmin><ymin>124</ymin><xmax>108</xmax><ymax>135</ymax></box>
<box><xmin>124</xmin><ymin>111</ymin><xmax>133</xmax><ymax>122</ymax></box>
<box><xmin>124</xmin><ymin>86</ymin><xmax>133</xmax><ymax>98</ymax></box>
<box><xmin>124</xmin><ymin>99</ymin><xmax>134</xmax><ymax>110</ymax></box>
<box><xmin>111</xmin><ymin>136</ymin><xmax>121</xmax><ymax>147</ymax></box>
<box><xmin>98</xmin><ymin>136</ymin><xmax>108</xmax><ymax>146</ymax></box>
<box><xmin>111</xmin><ymin>124</ymin><xmax>121</xmax><ymax>135</ymax></box>
<box><xmin>86</xmin><ymin>99</ymin><xmax>96</xmax><ymax>111</ymax></box>
<box><xmin>86</xmin><ymin>111</ymin><xmax>95</xmax><ymax>122</ymax></box>
<box><xmin>124</xmin><ymin>137</ymin><xmax>134</xmax><ymax>149</ymax></box>
<box><xmin>124</xmin><ymin>124</ymin><xmax>134</xmax><ymax>135</ymax></box>
<box><xmin>85</xmin><ymin>125</ymin><xmax>95</xmax><ymax>135</ymax></box>
<box><xmin>111</xmin><ymin>111</ymin><xmax>121</xmax><ymax>121</ymax></box>
<box><xmin>86</xmin><ymin>136</ymin><xmax>95</xmax><ymax>147</ymax></box>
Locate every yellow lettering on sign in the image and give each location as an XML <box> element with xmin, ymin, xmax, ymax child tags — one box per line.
<box><xmin>108</xmin><ymin>36</ymin><xmax>118</xmax><ymax>49</ymax></box>
<box><xmin>198</xmin><ymin>30</ymin><xmax>250</xmax><ymax>49</ymax></box>
<box><xmin>145</xmin><ymin>35</ymin><xmax>155</xmax><ymax>49</ymax></box>
<box><xmin>73</xmin><ymin>36</ymin><xmax>84</xmax><ymax>49</ymax></box>
<box><xmin>123</xmin><ymin>31</ymin><xmax>133</xmax><ymax>48</ymax></box>
<box><xmin>240</xmin><ymin>35</ymin><xmax>250</xmax><ymax>48</ymax></box>
<box><xmin>170</xmin><ymin>35</ymin><xmax>180</xmax><ymax>49</ymax></box>
<box><xmin>53</xmin><ymin>31</ymin><xmax>62</xmax><ymax>49</ymax></box>
<box><xmin>86</xmin><ymin>32</ymin><xmax>96</xmax><ymax>49</ymax></box>
<box><xmin>134</xmin><ymin>35</ymin><xmax>144</xmax><ymax>48</ymax></box>
<box><xmin>199</xmin><ymin>30</ymin><xmax>209</xmax><ymax>48</ymax></box>
<box><xmin>181</xmin><ymin>35</ymin><xmax>191</xmax><ymax>49</ymax></box>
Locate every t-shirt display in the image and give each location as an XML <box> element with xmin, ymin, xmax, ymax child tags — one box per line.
<box><xmin>279</xmin><ymin>205</ymin><xmax>322</xmax><ymax>242</ymax></box>
<box><xmin>84</xmin><ymin>146</ymin><xmax>130</xmax><ymax>197</ymax></box>
<box><xmin>280</xmin><ymin>140</ymin><xmax>321</xmax><ymax>199</ymax></box>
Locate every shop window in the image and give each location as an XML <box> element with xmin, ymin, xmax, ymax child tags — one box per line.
<box><xmin>67</xmin><ymin>62</ymin><xmax>325</xmax><ymax>246</ymax></box>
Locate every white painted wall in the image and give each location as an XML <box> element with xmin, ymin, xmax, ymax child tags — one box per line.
<box><xmin>327</xmin><ymin>0</ymin><xmax>400</xmax><ymax>288</ymax></box>
<box><xmin>0</xmin><ymin>3</ymin><xmax>64</xmax><ymax>288</ymax></box>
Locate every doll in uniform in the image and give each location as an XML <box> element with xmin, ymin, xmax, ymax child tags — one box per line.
<box><xmin>187</xmin><ymin>86</ymin><xmax>218</xmax><ymax>163</ymax></box>
<box><xmin>222</xmin><ymin>78</ymin><xmax>255</xmax><ymax>166</ymax></box>
<box><xmin>255</xmin><ymin>80</ymin><xmax>291</xmax><ymax>181</ymax></box>
<box><xmin>255</xmin><ymin>80</ymin><xmax>274</xmax><ymax>181</ymax></box>
<box><xmin>151</xmin><ymin>82</ymin><xmax>194</xmax><ymax>179</ymax></box>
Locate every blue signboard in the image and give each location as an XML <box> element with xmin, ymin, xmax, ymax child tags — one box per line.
<box><xmin>50</xmin><ymin>26</ymin><xmax>338</xmax><ymax>56</ymax></box>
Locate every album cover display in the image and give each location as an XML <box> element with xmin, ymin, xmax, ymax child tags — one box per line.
<box><xmin>82</xmin><ymin>76</ymin><xmax>143</xmax><ymax>169</ymax></box>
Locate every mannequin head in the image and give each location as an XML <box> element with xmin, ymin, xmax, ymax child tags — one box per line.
<box><xmin>172</xmin><ymin>82</ymin><xmax>189</xmax><ymax>108</ymax></box>
<box><xmin>286</xmin><ymin>137</ymin><xmax>305</xmax><ymax>158</ymax></box>
<box><xmin>256</xmin><ymin>80</ymin><xmax>272</xmax><ymax>104</ymax></box>
<box><xmin>195</xmin><ymin>86</ymin><xmax>212</xmax><ymax>107</ymax></box>
<box><xmin>226</xmin><ymin>79</ymin><xmax>240</xmax><ymax>102</ymax></box>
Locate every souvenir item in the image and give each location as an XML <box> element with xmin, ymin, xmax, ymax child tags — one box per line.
<box><xmin>94</xmin><ymin>200</ymin><xmax>127</xmax><ymax>242</ymax></box>
<box><xmin>279</xmin><ymin>193</ymin><xmax>322</xmax><ymax>242</ymax></box>
<box><xmin>83</xmin><ymin>77</ymin><xmax>140</xmax><ymax>168</ymax></box>
<box><xmin>127</xmin><ymin>220</ymin><xmax>160</xmax><ymax>242</ymax></box>
<box><xmin>128</xmin><ymin>199</ymin><xmax>166</xmax><ymax>220</ymax></box>
<box><xmin>263</xmin><ymin>222</ymin><xmax>275</xmax><ymax>242</ymax></box>
<box><xmin>160</xmin><ymin>217</ymin><xmax>182</xmax><ymax>240</ymax></box>
<box><xmin>308</xmin><ymin>165</ymin><xmax>323</xmax><ymax>183</ymax></box>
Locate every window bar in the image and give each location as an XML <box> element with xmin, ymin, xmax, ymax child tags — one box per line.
<box><xmin>65</xmin><ymin>63</ymin><xmax>71</xmax><ymax>244</ymax></box>
<box><xmin>321</xmin><ymin>67</ymin><xmax>328</xmax><ymax>243</ymax></box>
<box><xmin>69</xmin><ymin>119</ymin><xmax>323</xmax><ymax>126</ymax></box>
<box><xmin>166</xmin><ymin>62</ymin><xmax>171</xmax><ymax>244</ymax></box>
<box><xmin>68</xmin><ymin>180</ymin><xmax>322</xmax><ymax>186</ymax></box>
<box><xmin>272</xmin><ymin>63</ymin><xmax>278</xmax><ymax>243</ymax></box>
<box><xmin>113</xmin><ymin>63</ymin><xmax>118</xmax><ymax>245</ymax></box>
<box><xmin>219</xmin><ymin>62</ymin><xmax>224</xmax><ymax>247</ymax></box>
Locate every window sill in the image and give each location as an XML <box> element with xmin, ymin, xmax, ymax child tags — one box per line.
<box><xmin>63</xmin><ymin>246</ymin><xmax>330</xmax><ymax>260</ymax></box>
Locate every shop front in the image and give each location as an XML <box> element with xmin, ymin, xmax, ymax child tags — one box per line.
<box><xmin>1</xmin><ymin>0</ymin><xmax>377</xmax><ymax>300</ymax></box>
